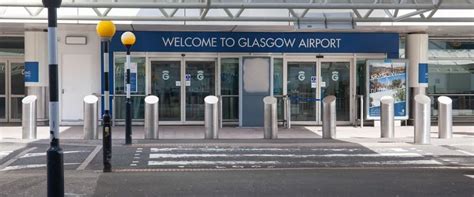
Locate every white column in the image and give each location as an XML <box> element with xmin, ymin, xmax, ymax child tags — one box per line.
<box><xmin>406</xmin><ymin>33</ymin><xmax>429</xmax><ymax>92</ymax></box>
<box><xmin>25</xmin><ymin>31</ymin><xmax>48</xmax><ymax>120</ymax></box>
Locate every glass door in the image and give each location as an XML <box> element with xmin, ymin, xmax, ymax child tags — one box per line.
<box><xmin>320</xmin><ymin>61</ymin><xmax>351</xmax><ymax>121</ymax></box>
<box><xmin>185</xmin><ymin>60</ymin><xmax>216</xmax><ymax>121</ymax></box>
<box><xmin>151</xmin><ymin>61</ymin><xmax>181</xmax><ymax>121</ymax></box>
<box><xmin>9</xmin><ymin>62</ymin><xmax>24</xmax><ymax>121</ymax></box>
<box><xmin>0</xmin><ymin>61</ymin><xmax>6</xmax><ymax>122</ymax></box>
<box><xmin>287</xmin><ymin>62</ymin><xmax>317</xmax><ymax>122</ymax></box>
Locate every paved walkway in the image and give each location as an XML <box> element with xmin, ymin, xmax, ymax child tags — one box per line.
<box><xmin>1</xmin><ymin>125</ymin><xmax>473</xmax><ymax>144</ymax></box>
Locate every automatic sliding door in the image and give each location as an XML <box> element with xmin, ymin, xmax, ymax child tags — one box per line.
<box><xmin>185</xmin><ymin>61</ymin><xmax>215</xmax><ymax>121</ymax></box>
<box><xmin>151</xmin><ymin>61</ymin><xmax>181</xmax><ymax>121</ymax></box>
<box><xmin>321</xmin><ymin>62</ymin><xmax>350</xmax><ymax>121</ymax></box>
<box><xmin>287</xmin><ymin>62</ymin><xmax>317</xmax><ymax>121</ymax></box>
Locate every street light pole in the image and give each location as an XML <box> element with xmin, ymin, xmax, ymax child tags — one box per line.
<box><xmin>96</xmin><ymin>21</ymin><xmax>116</xmax><ymax>172</ymax></box>
<box><xmin>121</xmin><ymin>31</ymin><xmax>136</xmax><ymax>145</ymax></box>
<box><xmin>43</xmin><ymin>0</ymin><xmax>64</xmax><ymax>196</ymax></box>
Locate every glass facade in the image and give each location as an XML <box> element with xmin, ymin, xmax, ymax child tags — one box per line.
<box><xmin>114</xmin><ymin>56</ymin><xmax>146</xmax><ymax>120</ymax></box>
<box><xmin>428</xmin><ymin>40</ymin><xmax>474</xmax><ymax>117</ymax></box>
<box><xmin>221</xmin><ymin>58</ymin><xmax>239</xmax><ymax>121</ymax></box>
<box><xmin>111</xmin><ymin>53</ymin><xmax>361</xmax><ymax>125</ymax></box>
<box><xmin>273</xmin><ymin>58</ymin><xmax>284</xmax><ymax>121</ymax></box>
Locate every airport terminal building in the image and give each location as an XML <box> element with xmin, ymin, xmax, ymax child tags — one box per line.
<box><xmin>0</xmin><ymin>0</ymin><xmax>473</xmax><ymax>127</ymax></box>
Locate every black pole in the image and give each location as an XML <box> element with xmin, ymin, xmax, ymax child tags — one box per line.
<box><xmin>43</xmin><ymin>0</ymin><xmax>64</xmax><ymax>197</ymax></box>
<box><xmin>125</xmin><ymin>47</ymin><xmax>132</xmax><ymax>145</ymax></box>
<box><xmin>102</xmin><ymin>41</ymin><xmax>113</xmax><ymax>172</ymax></box>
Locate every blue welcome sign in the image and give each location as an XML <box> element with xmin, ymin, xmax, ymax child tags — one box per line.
<box><xmin>110</xmin><ymin>31</ymin><xmax>399</xmax><ymax>58</ymax></box>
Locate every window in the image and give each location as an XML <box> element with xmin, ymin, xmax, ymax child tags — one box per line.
<box><xmin>114</xmin><ymin>55</ymin><xmax>146</xmax><ymax>120</ymax></box>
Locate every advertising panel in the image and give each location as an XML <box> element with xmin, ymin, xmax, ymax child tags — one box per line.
<box><xmin>366</xmin><ymin>59</ymin><xmax>409</xmax><ymax>120</ymax></box>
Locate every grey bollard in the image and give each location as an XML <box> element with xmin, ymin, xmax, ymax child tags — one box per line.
<box><xmin>22</xmin><ymin>95</ymin><xmax>37</xmax><ymax>139</ymax></box>
<box><xmin>438</xmin><ymin>96</ymin><xmax>452</xmax><ymax>139</ymax></box>
<box><xmin>144</xmin><ymin>96</ymin><xmax>159</xmax><ymax>139</ymax></box>
<box><xmin>322</xmin><ymin>95</ymin><xmax>336</xmax><ymax>139</ymax></box>
<box><xmin>263</xmin><ymin>96</ymin><xmax>278</xmax><ymax>139</ymax></box>
<box><xmin>204</xmin><ymin>96</ymin><xmax>219</xmax><ymax>139</ymax></box>
<box><xmin>83</xmin><ymin>95</ymin><xmax>99</xmax><ymax>140</ymax></box>
<box><xmin>284</xmin><ymin>96</ymin><xmax>291</xmax><ymax>129</ymax></box>
<box><xmin>414</xmin><ymin>94</ymin><xmax>431</xmax><ymax>144</ymax></box>
<box><xmin>380</xmin><ymin>96</ymin><xmax>395</xmax><ymax>138</ymax></box>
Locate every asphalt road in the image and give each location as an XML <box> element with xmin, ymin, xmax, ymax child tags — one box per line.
<box><xmin>0</xmin><ymin>140</ymin><xmax>473</xmax><ymax>196</ymax></box>
<box><xmin>96</xmin><ymin>169</ymin><xmax>474</xmax><ymax>197</ymax></box>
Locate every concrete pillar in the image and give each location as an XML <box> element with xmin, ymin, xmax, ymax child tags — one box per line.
<box><xmin>25</xmin><ymin>31</ymin><xmax>49</xmax><ymax>122</ymax></box>
<box><xmin>406</xmin><ymin>33</ymin><xmax>428</xmax><ymax>123</ymax></box>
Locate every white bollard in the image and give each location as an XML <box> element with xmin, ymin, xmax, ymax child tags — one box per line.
<box><xmin>83</xmin><ymin>95</ymin><xmax>99</xmax><ymax>140</ymax></box>
<box><xmin>380</xmin><ymin>96</ymin><xmax>395</xmax><ymax>138</ymax></box>
<box><xmin>204</xmin><ymin>96</ymin><xmax>219</xmax><ymax>139</ymax></box>
<box><xmin>263</xmin><ymin>96</ymin><xmax>278</xmax><ymax>139</ymax></box>
<box><xmin>22</xmin><ymin>95</ymin><xmax>37</xmax><ymax>139</ymax></box>
<box><xmin>144</xmin><ymin>95</ymin><xmax>159</xmax><ymax>139</ymax></box>
<box><xmin>414</xmin><ymin>94</ymin><xmax>431</xmax><ymax>145</ymax></box>
<box><xmin>322</xmin><ymin>95</ymin><xmax>336</xmax><ymax>139</ymax></box>
<box><xmin>437</xmin><ymin>96</ymin><xmax>452</xmax><ymax>139</ymax></box>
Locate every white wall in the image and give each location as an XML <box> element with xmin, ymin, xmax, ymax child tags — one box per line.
<box><xmin>58</xmin><ymin>24</ymin><xmax>101</xmax><ymax>124</ymax></box>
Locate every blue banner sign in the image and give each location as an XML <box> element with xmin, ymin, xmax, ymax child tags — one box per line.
<box><xmin>418</xmin><ymin>63</ymin><xmax>429</xmax><ymax>85</ymax></box>
<box><xmin>366</xmin><ymin>59</ymin><xmax>409</xmax><ymax>120</ymax></box>
<box><xmin>110</xmin><ymin>31</ymin><xmax>399</xmax><ymax>57</ymax></box>
<box><xmin>24</xmin><ymin>61</ymin><xmax>39</xmax><ymax>83</ymax></box>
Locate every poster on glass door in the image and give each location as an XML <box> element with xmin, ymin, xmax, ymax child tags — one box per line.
<box><xmin>366</xmin><ymin>59</ymin><xmax>409</xmax><ymax>120</ymax></box>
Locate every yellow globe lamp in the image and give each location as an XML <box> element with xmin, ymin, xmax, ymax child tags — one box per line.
<box><xmin>121</xmin><ymin>31</ymin><xmax>136</xmax><ymax>47</ymax></box>
<box><xmin>96</xmin><ymin>20</ymin><xmax>116</xmax><ymax>40</ymax></box>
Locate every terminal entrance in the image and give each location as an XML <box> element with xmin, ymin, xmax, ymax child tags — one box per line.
<box><xmin>150</xmin><ymin>59</ymin><xmax>216</xmax><ymax>123</ymax></box>
<box><xmin>133</xmin><ymin>54</ymin><xmax>356</xmax><ymax>125</ymax></box>
<box><xmin>285</xmin><ymin>58</ymin><xmax>351</xmax><ymax>124</ymax></box>
<box><xmin>0</xmin><ymin>58</ymin><xmax>24</xmax><ymax>123</ymax></box>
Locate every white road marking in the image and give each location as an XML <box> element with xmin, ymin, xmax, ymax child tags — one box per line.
<box><xmin>148</xmin><ymin>160</ymin><xmax>279</xmax><ymax>166</ymax></box>
<box><xmin>22</xmin><ymin>150</ymin><xmax>89</xmax><ymax>158</ymax></box>
<box><xmin>151</xmin><ymin>147</ymin><xmax>310</xmax><ymax>152</ymax></box>
<box><xmin>389</xmin><ymin>148</ymin><xmax>407</xmax><ymax>152</ymax></box>
<box><xmin>0</xmin><ymin>163</ymin><xmax>80</xmax><ymax>171</ymax></box>
<box><xmin>0</xmin><ymin>147</ymin><xmax>37</xmax><ymax>171</ymax></box>
<box><xmin>0</xmin><ymin>151</ymin><xmax>13</xmax><ymax>160</ymax></box>
<box><xmin>132</xmin><ymin>161</ymin><xmax>139</xmax><ymax>164</ymax></box>
<box><xmin>149</xmin><ymin>152</ymin><xmax>423</xmax><ymax>159</ymax></box>
<box><xmin>356</xmin><ymin>160</ymin><xmax>443</xmax><ymax>165</ymax></box>
<box><xmin>130</xmin><ymin>164</ymin><xmax>137</xmax><ymax>167</ymax></box>
<box><xmin>456</xmin><ymin>150</ymin><xmax>474</xmax><ymax>156</ymax></box>
<box><xmin>464</xmin><ymin>175</ymin><xmax>474</xmax><ymax>179</ymax></box>
<box><xmin>77</xmin><ymin>145</ymin><xmax>102</xmax><ymax>170</ymax></box>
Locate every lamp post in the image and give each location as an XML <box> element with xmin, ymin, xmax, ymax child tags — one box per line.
<box><xmin>96</xmin><ymin>21</ymin><xmax>116</xmax><ymax>172</ymax></box>
<box><xmin>121</xmin><ymin>31</ymin><xmax>136</xmax><ymax>145</ymax></box>
<box><xmin>43</xmin><ymin>0</ymin><xmax>64</xmax><ymax>196</ymax></box>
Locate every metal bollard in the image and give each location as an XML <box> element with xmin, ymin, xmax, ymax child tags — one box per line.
<box><xmin>437</xmin><ymin>96</ymin><xmax>452</xmax><ymax>139</ymax></box>
<box><xmin>83</xmin><ymin>95</ymin><xmax>99</xmax><ymax>140</ymax></box>
<box><xmin>22</xmin><ymin>95</ymin><xmax>37</xmax><ymax>139</ymax></box>
<box><xmin>284</xmin><ymin>95</ymin><xmax>291</xmax><ymax>129</ymax></box>
<box><xmin>322</xmin><ymin>95</ymin><xmax>336</xmax><ymax>139</ymax></box>
<box><xmin>359</xmin><ymin>95</ymin><xmax>364</xmax><ymax>128</ymax></box>
<box><xmin>380</xmin><ymin>96</ymin><xmax>395</xmax><ymax>138</ymax></box>
<box><xmin>414</xmin><ymin>94</ymin><xmax>431</xmax><ymax>144</ymax></box>
<box><xmin>144</xmin><ymin>95</ymin><xmax>159</xmax><ymax>139</ymax></box>
<box><xmin>263</xmin><ymin>96</ymin><xmax>278</xmax><ymax>139</ymax></box>
<box><xmin>204</xmin><ymin>96</ymin><xmax>219</xmax><ymax>139</ymax></box>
